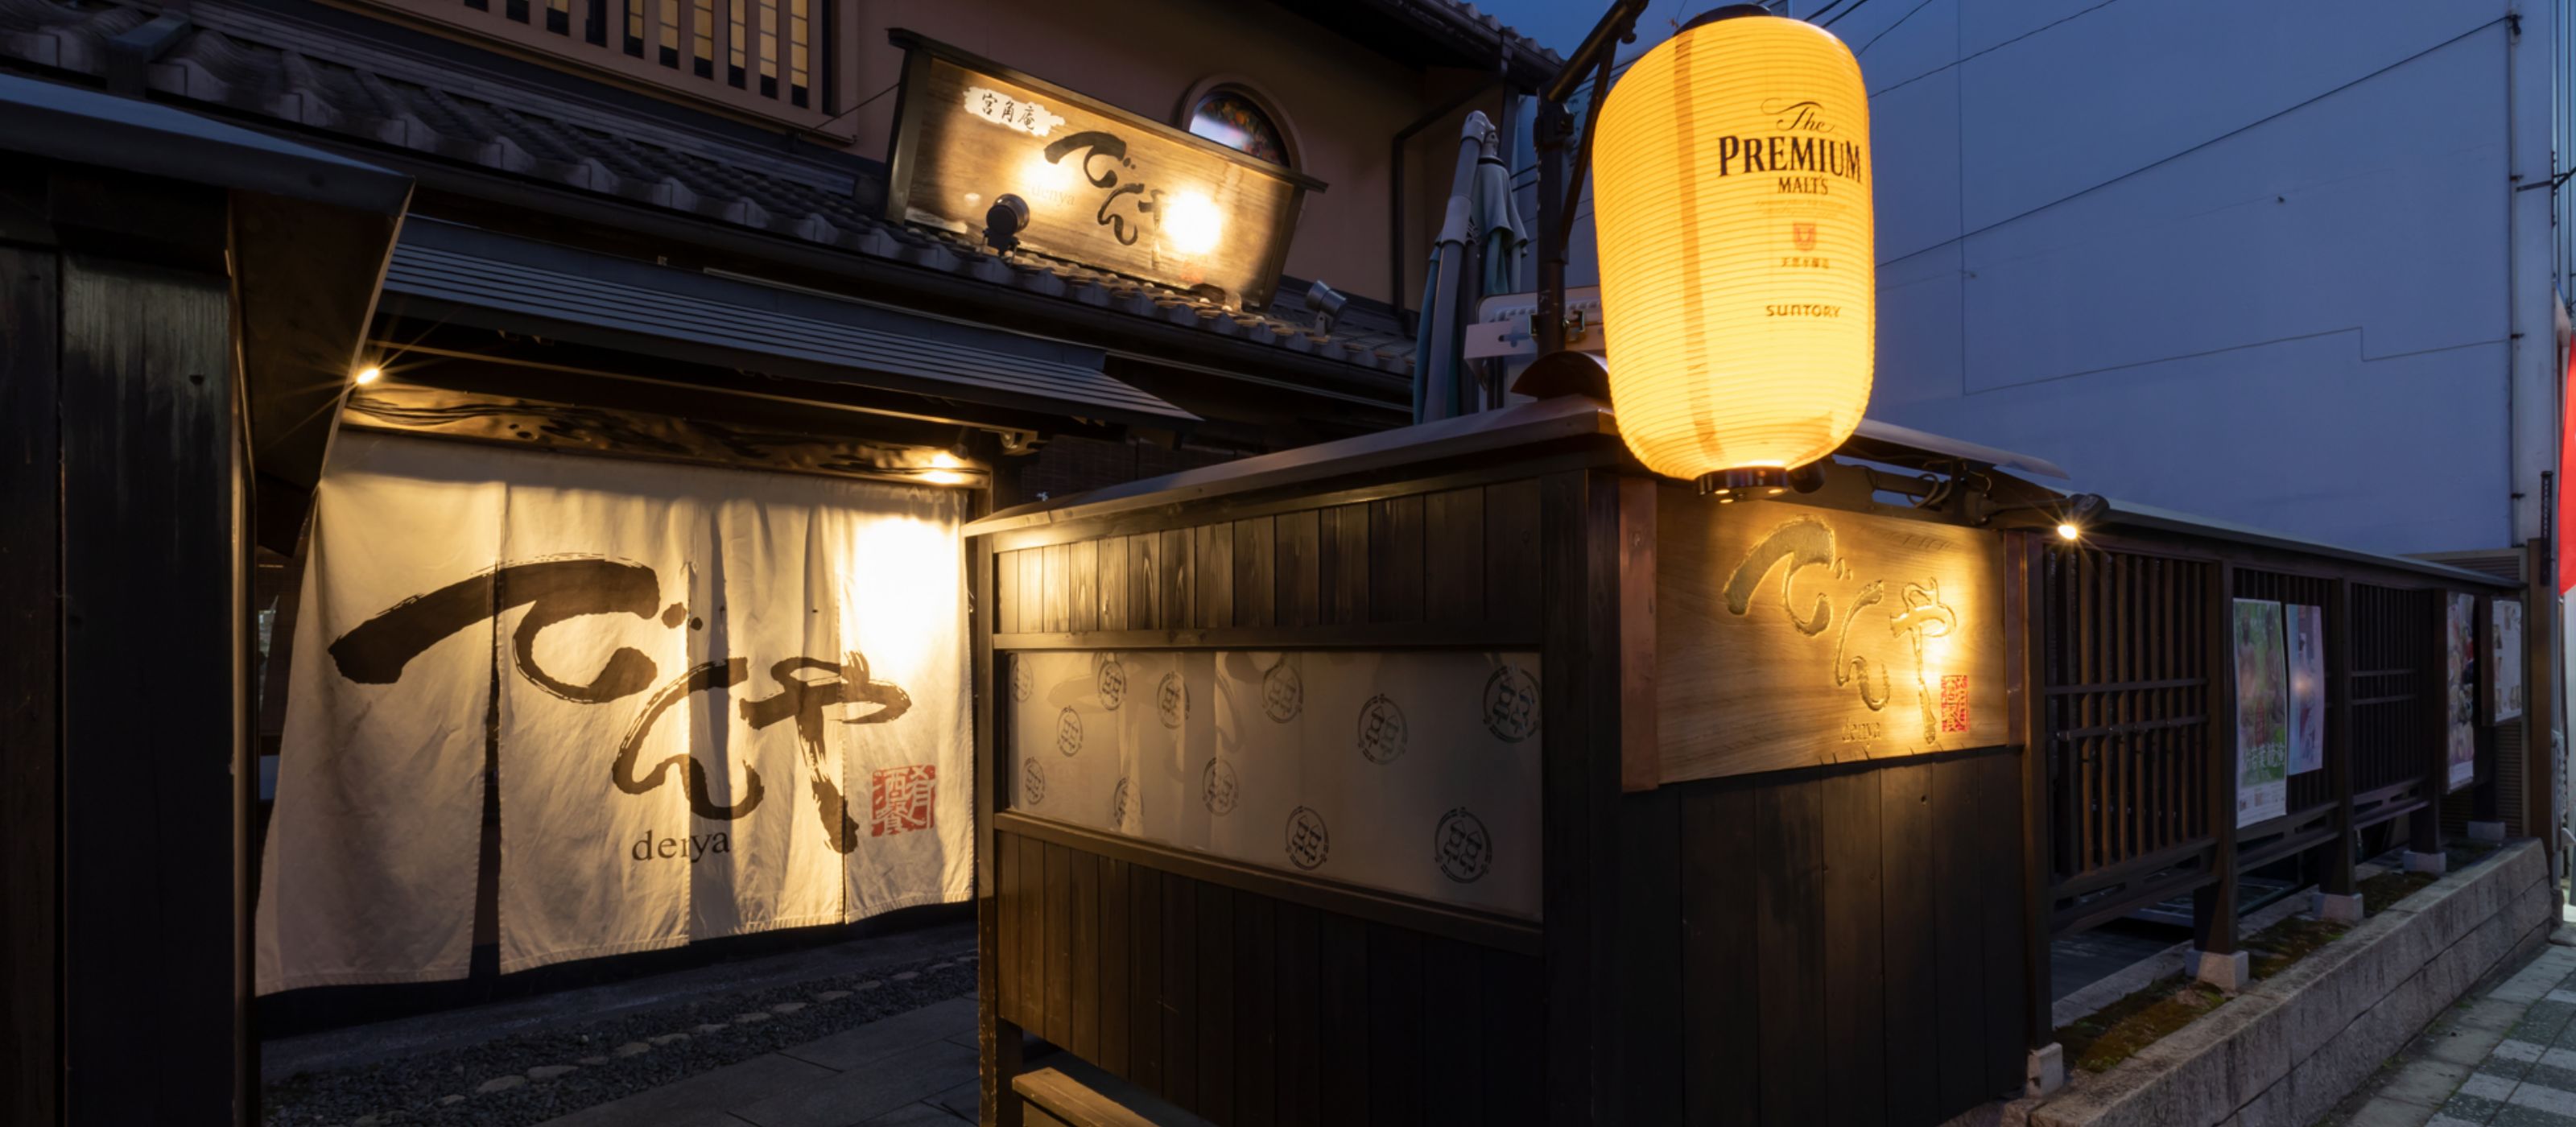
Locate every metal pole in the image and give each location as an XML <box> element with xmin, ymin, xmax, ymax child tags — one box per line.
<box><xmin>1532</xmin><ymin>0</ymin><xmax>1650</xmax><ymax>359</ymax></box>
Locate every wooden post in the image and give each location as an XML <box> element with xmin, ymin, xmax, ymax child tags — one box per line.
<box><xmin>972</xmin><ymin>538</ymin><xmax>1026</xmax><ymax>1127</ymax></box>
<box><xmin>2524</xmin><ymin>541</ymin><xmax>2558</xmax><ymax>895</ymax></box>
<box><xmin>0</xmin><ymin>238</ymin><xmax>63</xmax><ymax>1127</ymax></box>
<box><xmin>59</xmin><ymin>241</ymin><xmax>250</xmax><ymax>1123</ymax></box>
<box><xmin>2008</xmin><ymin>532</ymin><xmax>2068</xmax><ymax>1094</ymax></box>
<box><xmin>2472</xmin><ymin>592</ymin><xmax>2504</xmax><ymax>828</ymax></box>
<box><xmin>2009</xmin><ymin>534</ymin><xmax>2051</xmax><ymax>1044</ymax></box>
<box><xmin>2323</xmin><ymin>579</ymin><xmax>2359</xmax><ymax>904</ymax></box>
<box><xmin>2192</xmin><ymin>562</ymin><xmax>2244</xmax><ymax>988</ymax></box>
<box><xmin>2409</xmin><ymin>590</ymin><xmax>2449</xmax><ymax>869</ymax></box>
<box><xmin>1539</xmin><ymin>469</ymin><xmax>1621</xmax><ymax>1125</ymax></box>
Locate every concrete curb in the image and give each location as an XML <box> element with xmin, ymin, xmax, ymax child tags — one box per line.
<box><xmin>1951</xmin><ymin>841</ymin><xmax>2551</xmax><ymax>1127</ymax></box>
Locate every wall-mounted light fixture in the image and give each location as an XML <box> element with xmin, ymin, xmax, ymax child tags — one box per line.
<box><xmin>1303</xmin><ymin>280</ymin><xmax>1348</xmax><ymax>335</ymax></box>
<box><xmin>353</xmin><ymin>365</ymin><xmax>382</xmax><ymax>386</ymax></box>
<box><xmin>984</xmin><ymin>193</ymin><xmax>1031</xmax><ymax>254</ymax></box>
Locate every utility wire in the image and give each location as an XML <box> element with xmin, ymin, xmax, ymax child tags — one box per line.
<box><xmin>1853</xmin><ymin>0</ymin><xmax>1937</xmax><ymax>54</ymax></box>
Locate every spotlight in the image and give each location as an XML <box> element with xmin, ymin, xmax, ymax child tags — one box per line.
<box><xmin>2053</xmin><ymin>493</ymin><xmax>2108</xmax><ymax>541</ymax></box>
<box><xmin>1303</xmin><ymin>280</ymin><xmax>1348</xmax><ymax>335</ymax></box>
<box><xmin>353</xmin><ymin>365</ymin><xmax>382</xmax><ymax>386</ymax></box>
<box><xmin>984</xmin><ymin>193</ymin><xmax>1031</xmax><ymax>254</ymax></box>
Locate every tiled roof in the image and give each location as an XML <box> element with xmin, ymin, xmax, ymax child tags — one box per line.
<box><xmin>0</xmin><ymin>0</ymin><xmax>1420</xmax><ymax>380</ymax></box>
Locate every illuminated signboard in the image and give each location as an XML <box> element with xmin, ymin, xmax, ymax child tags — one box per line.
<box><xmin>1656</xmin><ymin>497</ymin><xmax>2007</xmax><ymax>783</ymax></box>
<box><xmin>885</xmin><ymin>31</ymin><xmax>1323</xmax><ymax>312</ymax></box>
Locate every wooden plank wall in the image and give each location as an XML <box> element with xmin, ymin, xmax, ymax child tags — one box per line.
<box><xmin>0</xmin><ymin>239</ymin><xmax>62</xmax><ymax>1127</ymax></box>
<box><xmin>1659</xmin><ymin>748</ymin><xmax>2027</xmax><ymax>1127</ymax></box>
<box><xmin>993</xmin><ymin>828</ymin><xmax>1546</xmax><ymax>1127</ymax></box>
<box><xmin>991</xmin><ymin>480</ymin><xmax>1542</xmax><ymax>638</ymax></box>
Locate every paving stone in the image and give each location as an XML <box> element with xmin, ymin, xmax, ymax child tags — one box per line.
<box><xmin>857</xmin><ymin>980</ymin><xmax>883</xmax><ymax>991</ymax></box>
<box><xmin>2495</xmin><ymin>1100</ymin><xmax>2576</xmax><ymax>1127</ymax></box>
<box><xmin>2464</xmin><ymin>1073</ymin><xmax>2521</xmax><ymax>1101</ymax></box>
<box><xmin>691</xmin><ymin>1024</ymin><xmax>729</xmax><ymax>1035</ymax></box>
<box><xmin>777</xmin><ymin>997</ymin><xmax>980</xmax><ymax>1072</ymax></box>
<box><xmin>734</xmin><ymin>1011</ymin><xmax>772</xmax><ymax>1023</ymax></box>
<box><xmin>611</xmin><ymin>1041</ymin><xmax>651</xmax><ymax>1057</ymax></box>
<box><xmin>893</xmin><ymin>972</ymin><xmax>920</xmax><ymax>982</ymax></box>
<box><xmin>475</xmin><ymin>1075</ymin><xmax>526</xmax><ymax>1094</ymax></box>
<box><xmin>437</xmin><ymin>1095</ymin><xmax>464</xmax><ymax>1107</ymax></box>
<box><xmin>577</xmin><ymin>1055</ymin><xmax>610</xmax><ymax>1067</ymax></box>
<box><xmin>2379</xmin><ymin>1058</ymin><xmax>2475</xmax><ymax>1107</ymax></box>
<box><xmin>771</xmin><ymin>1001</ymin><xmax>807</xmax><ymax>1014</ymax></box>
<box><xmin>2516</xmin><ymin>1083</ymin><xmax>2576</xmax><ymax>1117</ymax></box>
<box><xmin>527</xmin><ymin>1064</ymin><xmax>580</xmax><ymax>1081</ymax></box>
<box><xmin>928</xmin><ymin>1075</ymin><xmax>981</xmax><ymax>1121</ymax></box>
<box><xmin>2443</xmin><ymin>1092</ymin><xmax>2509</xmax><ymax>1123</ymax></box>
<box><xmin>853</xmin><ymin>1101</ymin><xmax>976</xmax><ymax>1126</ymax></box>
<box><xmin>649</xmin><ymin>1033</ymin><xmax>691</xmax><ymax>1046</ymax></box>
<box><xmin>733</xmin><ymin>1039</ymin><xmax>977</xmax><ymax>1127</ymax></box>
<box><xmin>535</xmin><ymin>1052</ymin><xmax>836</xmax><ymax>1127</ymax></box>
<box><xmin>814</xmin><ymin>990</ymin><xmax>852</xmax><ymax>1001</ymax></box>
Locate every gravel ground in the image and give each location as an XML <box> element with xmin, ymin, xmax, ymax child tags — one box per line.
<box><xmin>261</xmin><ymin>950</ymin><xmax>978</xmax><ymax>1127</ymax></box>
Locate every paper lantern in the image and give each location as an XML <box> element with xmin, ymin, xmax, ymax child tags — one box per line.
<box><xmin>1591</xmin><ymin>9</ymin><xmax>1874</xmax><ymax>494</ymax></box>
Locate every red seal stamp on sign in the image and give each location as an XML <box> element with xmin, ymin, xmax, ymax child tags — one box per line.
<box><xmin>869</xmin><ymin>765</ymin><xmax>936</xmax><ymax>837</ymax></box>
<box><xmin>1939</xmin><ymin>675</ymin><xmax>1971</xmax><ymax>733</ymax></box>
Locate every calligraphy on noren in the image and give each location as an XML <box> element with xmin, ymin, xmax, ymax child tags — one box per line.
<box><xmin>329</xmin><ymin>555</ymin><xmax>923</xmax><ymax>855</ymax></box>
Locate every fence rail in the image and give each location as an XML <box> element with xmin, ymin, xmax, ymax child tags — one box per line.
<box><xmin>2037</xmin><ymin>540</ymin><xmax>2500</xmax><ymax>953</ymax></box>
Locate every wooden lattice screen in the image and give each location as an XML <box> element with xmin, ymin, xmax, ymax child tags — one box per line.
<box><xmin>2037</xmin><ymin>544</ymin><xmax>2217</xmax><ymax>931</ymax></box>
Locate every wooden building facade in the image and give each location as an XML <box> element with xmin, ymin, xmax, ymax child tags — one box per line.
<box><xmin>964</xmin><ymin>396</ymin><xmax>2540</xmax><ymax>1127</ymax></box>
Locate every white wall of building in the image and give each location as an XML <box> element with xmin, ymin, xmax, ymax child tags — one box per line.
<box><xmin>1540</xmin><ymin>0</ymin><xmax>2566</xmax><ymax>556</ymax></box>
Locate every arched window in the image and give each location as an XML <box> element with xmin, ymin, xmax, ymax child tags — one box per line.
<box><xmin>1186</xmin><ymin>87</ymin><xmax>1290</xmax><ymax>167</ymax></box>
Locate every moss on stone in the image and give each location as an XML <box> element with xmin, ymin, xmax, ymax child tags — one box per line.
<box><xmin>2359</xmin><ymin>870</ymin><xmax>2438</xmax><ymax>917</ymax></box>
<box><xmin>2055</xmin><ymin>974</ymin><xmax>2231</xmax><ymax>1074</ymax></box>
<box><xmin>2244</xmin><ymin>915</ymin><xmax>2349</xmax><ymax>980</ymax></box>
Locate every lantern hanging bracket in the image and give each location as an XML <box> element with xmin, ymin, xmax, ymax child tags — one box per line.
<box><xmin>1532</xmin><ymin>0</ymin><xmax>1651</xmax><ymax>359</ymax></box>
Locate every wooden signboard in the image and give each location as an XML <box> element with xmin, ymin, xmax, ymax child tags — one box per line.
<box><xmin>885</xmin><ymin>31</ymin><xmax>1323</xmax><ymax>312</ymax></box>
<box><xmin>1656</xmin><ymin>495</ymin><xmax>2008</xmax><ymax>783</ymax></box>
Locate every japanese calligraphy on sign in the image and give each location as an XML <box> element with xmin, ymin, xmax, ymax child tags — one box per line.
<box><xmin>961</xmin><ymin>85</ymin><xmax>1065</xmax><ymax>137</ymax></box>
<box><xmin>1656</xmin><ymin>497</ymin><xmax>2008</xmax><ymax>783</ymax></box>
<box><xmin>886</xmin><ymin>32</ymin><xmax>1323</xmax><ymax>311</ymax></box>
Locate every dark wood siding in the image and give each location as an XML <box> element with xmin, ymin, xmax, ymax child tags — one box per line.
<box><xmin>993</xmin><ymin>481</ymin><xmax>1551</xmax><ymax>647</ymax></box>
<box><xmin>1654</xmin><ymin>749</ymin><xmax>2027</xmax><ymax>1127</ymax></box>
<box><xmin>993</xmin><ymin>826</ymin><xmax>1546</xmax><ymax>1127</ymax></box>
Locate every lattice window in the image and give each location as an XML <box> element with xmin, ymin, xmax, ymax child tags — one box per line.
<box><xmin>370</xmin><ymin>0</ymin><xmax>828</xmax><ymax>130</ymax></box>
<box><xmin>2041</xmin><ymin>545</ymin><xmax>2214</xmax><ymax>884</ymax></box>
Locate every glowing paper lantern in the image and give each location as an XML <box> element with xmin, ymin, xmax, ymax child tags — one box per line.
<box><xmin>1591</xmin><ymin>10</ymin><xmax>1874</xmax><ymax>493</ymax></box>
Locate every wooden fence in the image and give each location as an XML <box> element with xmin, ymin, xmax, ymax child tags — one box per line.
<box><xmin>2031</xmin><ymin>530</ymin><xmax>2527</xmax><ymax>1005</ymax></box>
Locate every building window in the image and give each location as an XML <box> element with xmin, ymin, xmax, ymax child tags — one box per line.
<box><xmin>1187</xmin><ymin>87</ymin><xmax>1290</xmax><ymax>167</ymax></box>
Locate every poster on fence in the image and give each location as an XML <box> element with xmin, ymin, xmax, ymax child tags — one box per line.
<box><xmin>2446</xmin><ymin>592</ymin><xmax>2477</xmax><ymax>791</ymax></box>
<box><xmin>2285</xmin><ymin>604</ymin><xmax>2325</xmax><ymax>775</ymax></box>
<box><xmin>2232</xmin><ymin>598</ymin><xmax>2289</xmax><ymax>826</ymax></box>
<box><xmin>257</xmin><ymin>432</ymin><xmax>971</xmax><ymax>992</ymax></box>
<box><xmin>2491</xmin><ymin>599</ymin><xmax>2524</xmax><ymax>724</ymax></box>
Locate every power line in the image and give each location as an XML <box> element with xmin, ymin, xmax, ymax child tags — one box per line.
<box><xmin>1819</xmin><ymin>0</ymin><xmax>1874</xmax><ymax>28</ymax></box>
<box><xmin>1853</xmin><ymin>0</ymin><xmax>1937</xmax><ymax>54</ymax></box>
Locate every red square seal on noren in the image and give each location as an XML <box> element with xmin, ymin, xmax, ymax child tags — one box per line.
<box><xmin>870</xmin><ymin>765</ymin><xmax>937</xmax><ymax>837</ymax></box>
<box><xmin>1939</xmin><ymin>675</ymin><xmax>1971</xmax><ymax>733</ymax></box>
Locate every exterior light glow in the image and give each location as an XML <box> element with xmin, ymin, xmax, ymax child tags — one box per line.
<box><xmin>1591</xmin><ymin>12</ymin><xmax>1875</xmax><ymax>490</ymax></box>
<box><xmin>353</xmin><ymin>366</ymin><xmax>382</xmax><ymax>385</ymax></box>
<box><xmin>2056</xmin><ymin>522</ymin><xmax>2081</xmax><ymax>542</ymax></box>
<box><xmin>1162</xmin><ymin>192</ymin><xmax>1224</xmax><ymax>256</ymax></box>
<box><xmin>928</xmin><ymin>451</ymin><xmax>965</xmax><ymax>469</ymax></box>
<box><xmin>921</xmin><ymin>469</ymin><xmax>968</xmax><ymax>485</ymax></box>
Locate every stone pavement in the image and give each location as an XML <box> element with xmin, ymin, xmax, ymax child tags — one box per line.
<box><xmin>2330</xmin><ymin>920</ymin><xmax>2576</xmax><ymax>1127</ymax></box>
<box><xmin>538</xmin><ymin>994</ymin><xmax>984</xmax><ymax>1127</ymax></box>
